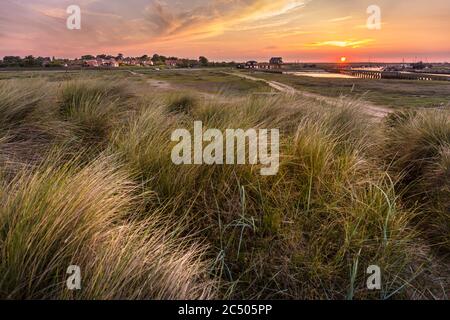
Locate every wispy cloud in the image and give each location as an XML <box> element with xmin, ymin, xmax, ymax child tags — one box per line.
<box><xmin>307</xmin><ymin>39</ymin><xmax>375</xmax><ymax>48</ymax></box>
<box><xmin>144</xmin><ymin>0</ymin><xmax>310</xmax><ymax>40</ymax></box>
<box><xmin>327</xmin><ymin>16</ymin><xmax>352</xmax><ymax>23</ymax></box>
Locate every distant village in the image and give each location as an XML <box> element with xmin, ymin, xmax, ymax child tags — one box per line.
<box><xmin>237</xmin><ymin>57</ymin><xmax>284</xmax><ymax>70</ymax></box>
<box><xmin>0</xmin><ymin>54</ymin><xmax>213</xmax><ymax>69</ymax></box>
<box><xmin>0</xmin><ymin>54</ymin><xmax>288</xmax><ymax>70</ymax></box>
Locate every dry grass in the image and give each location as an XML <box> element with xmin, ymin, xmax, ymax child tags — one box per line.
<box><xmin>0</xmin><ymin>75</ymin><xmax>448</xmax><ymax>300</ymax></box>
<box><xmin>384</xmin><ymin>109</ymin><xmax>450</xmax><ymax>251</ymax></box>
<box><xmin>0</xmin><ymin>79</ymin><xmax>48</xmax><ymax>130</ymax></box>
<box><xmin>0</xmin><ymin>152</ymin><xmax>215</xmax><ymax>299</ymax></box>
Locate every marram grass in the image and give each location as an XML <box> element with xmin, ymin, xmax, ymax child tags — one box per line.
<box><xmin>0</xmin><ymin>76</ymin><xmax>447</xmax><ymax>300</ymax></box>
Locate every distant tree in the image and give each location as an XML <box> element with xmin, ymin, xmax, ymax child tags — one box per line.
<box><xmin>199</xmin><ymin>56</ymin><xmax>209</xmax><ymax>66</ymax></box>
<box><xmin>23</xmin><ymin>55</ymin><xmax>36</xmax><ymax>67</ymax></box>
<box><xmin>96</xmin><ymin>54</ymin><xmax>107</xmax><ymax>59</ymax></box>
<box><xmin>81</xmin><ymin>55</ymin><xmax>95</xmax><ymax>60</ymax></box>
<box><xmin>35</xmin><ymin>56</ymin><xmax>46</xmax><ymax>65</ymax></box>
<box><xmin>151</xmin><ymin>54</ymin><xmax>167</xmax><ymax>65</ymax></box>
<box><xmin>117</xmin><ymin>53</ymin><xmax>124</xmax><ymax>60</ymax></box>
<box><xmin>177</xmin><ymin>59</ymin><xmax>198</xmax><ymax>68</ymax></box>
<box><xmin>216</xmin><ymin>61</ymin><xmax>235</xmax><ymax>67</ymax></box>
<box><xmin>3</xmin><ymin>56</ymin><xmax>22</xmax><ymax>66</ymax></box>
<box><xmin>140</xmin><ymin>54</ymin><xmax>149</xmax><ymax>60</ymax></box>
<box><xmin>151</xmin><ymin>54</ymin><xmax>162</xmax><ymax>64</ymax></box>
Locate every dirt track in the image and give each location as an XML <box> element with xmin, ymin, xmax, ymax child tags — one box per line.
<box><xmin>228</xmin><ymin>72</ymin><xmax>392</xmax><ymax>119</ymax></box>
<box><xmin>126</xmin><ymin>70</ymin><xmax>173</xmax><ymax>90</ymax></box>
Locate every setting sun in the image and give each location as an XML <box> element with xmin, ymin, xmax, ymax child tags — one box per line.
<box><xmin>340</xmin><ymin>56</ymin><xmax>347</xmax><ymax>63</ymax></box>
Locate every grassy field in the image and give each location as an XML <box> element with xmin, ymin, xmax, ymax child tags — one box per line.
<box><xmin>0</xmin><ymin>69</ymin><xmax>270</xmax><ymax>95</ymax></box>
<box><xmin>244</xmin><ymin>71</ymin><xmax>450</xmax><ymax>109</ymax></box>
<box><xmin>0</xmin><ymin>70</ymin><xmax>448</xmax><ymax>300</ymax></box>
<box><xmin>135</xmin><ymin>69</ymin><xmax>270</xmax><ymax>94</ymax></box>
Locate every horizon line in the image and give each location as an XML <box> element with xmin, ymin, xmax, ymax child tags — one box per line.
<box><xmin>1</xmin><ymin>55</ymin><xmax>449</xmax><ymax>65</ymax></box>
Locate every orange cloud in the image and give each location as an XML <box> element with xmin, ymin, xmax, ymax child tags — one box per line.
<box><xmin>144</xmin><ymin>0</ymin><xmax>310</xmax><ymax>41</ymax></box>
<box><xmin>307</xmin><ymin>39</ymin><xmax>375</xmax><ymax>49</ymax></box>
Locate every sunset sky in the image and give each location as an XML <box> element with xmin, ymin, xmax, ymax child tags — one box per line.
<box><xmin>1</xmin><ymin>0</ymin><xmax>449</xmax><ymax>62</ymax></box>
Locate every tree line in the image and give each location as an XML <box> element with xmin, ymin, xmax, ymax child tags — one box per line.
<box><xmin>1</xmin><ymin>54</ymin><xmax>237</xmax><ymax>68</ymax></box>
<box><xmin>0</xmin><ymin>56</ymin><xmax>66</xmax><ymax>68</ymax></box>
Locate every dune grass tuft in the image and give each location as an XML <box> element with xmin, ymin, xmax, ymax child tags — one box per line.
<box><xmin>0</xmin><ymin>153</ymin><xmax>215</xmax><ymax>299</ymax></box>
<box><xmin>166</xmin><ymin>92</ymin><xmax>199</xmax><ymax>115</ymax></box>
<box><xmin>0</xmin><ymin>79</ymin><xmax>48</xmax><ymax>130</ymax></box>
<box><xmin>384</xmin><ymin>109</ymin><xmax>450</xmax><ymax>250</ymax></box>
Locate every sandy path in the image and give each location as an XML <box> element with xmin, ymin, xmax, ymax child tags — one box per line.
<box><xmin>126</xmin><ymin>70</ymin><xmax>173</xmax><ymax>90</ymax></box>
<box><xmin>227</xmin><ymin>72</ymin><xmax>296</xmax><ymax>95</ymax></box>
<box><xmin>228</xmin><ymin>72</ymin><xmax>392</xmax><ymax>119</ymax></box>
